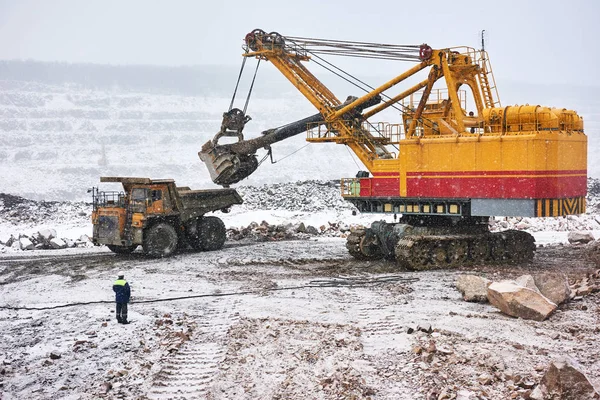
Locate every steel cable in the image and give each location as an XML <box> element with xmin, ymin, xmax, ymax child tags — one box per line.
<box><xmin>0</xmin><ymin>276</ymin><xmax>419</xmax><ymax>311</ymax></box>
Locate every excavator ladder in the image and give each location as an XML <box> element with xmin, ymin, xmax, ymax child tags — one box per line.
<box><xmin>476</xmin><ymin>51</ymin><xmax>501</xmax><ymax>108</ymax></box>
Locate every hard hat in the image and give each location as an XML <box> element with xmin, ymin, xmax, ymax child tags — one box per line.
<box><xmin>117</xmin><ymin>271</ymin><xmax>125</xmax><ymax>278</ymax></box>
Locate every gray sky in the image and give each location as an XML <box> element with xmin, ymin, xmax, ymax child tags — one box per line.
<box><xmin>0</xmin><ymin>0</ymin><xmax>598</xmax><ymax>86</ymax></box>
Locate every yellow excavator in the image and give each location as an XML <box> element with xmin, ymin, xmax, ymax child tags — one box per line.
<box><xmin>200</xmin><ymin>30</ymin><xmax>587</xmax><ymax>269</ymax></box>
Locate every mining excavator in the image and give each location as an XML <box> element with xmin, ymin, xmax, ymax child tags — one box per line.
<box><xmin>199</xmin><ymin>30</ymin><xmax>587</xmax><ymax>270</ymax></box>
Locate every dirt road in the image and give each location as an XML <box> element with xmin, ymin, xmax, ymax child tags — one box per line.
<box><xmin>0</xmin><ymin>239</ymin><xmax>598</xmax><ymax>399</ymax></box>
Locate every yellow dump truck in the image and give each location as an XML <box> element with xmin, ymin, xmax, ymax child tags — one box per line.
<box><xmin>91</xmin><ymin>177</ymin><xmax>242</xmax><ymax>257</ymax></box>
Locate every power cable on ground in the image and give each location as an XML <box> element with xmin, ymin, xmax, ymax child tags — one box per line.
<box><xmin>0</xmin><ymin>276</ymin><xmax>419</xmax><ymax>311</ymax></box>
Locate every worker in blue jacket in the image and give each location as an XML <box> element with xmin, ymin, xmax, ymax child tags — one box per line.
<box><xmin>113</xmin><ymin>271</ymin><xmax>131</xmax><ymax>324</ymax></box>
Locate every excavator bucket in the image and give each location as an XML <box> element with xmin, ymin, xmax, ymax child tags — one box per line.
<box><xmin>199</xmin><ymin>141</ymin><xmax>259</xmax><ymax>187</ymax></box>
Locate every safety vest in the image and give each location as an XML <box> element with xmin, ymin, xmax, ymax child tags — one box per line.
<box><xmin>114</xmin><ymin>279</ymin><xmax>127</xmax><ymax>286</ymax></box>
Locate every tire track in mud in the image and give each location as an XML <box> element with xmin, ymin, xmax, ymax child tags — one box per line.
<box><xmin>147</xmin><ymin>299</ymin><xmax>240</xmax><ymax>399</ymax></box>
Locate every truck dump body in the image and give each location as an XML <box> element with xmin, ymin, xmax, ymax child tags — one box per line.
<box><xmin>178</xmin><ymin>188</ymin><xmax>242</xmax><ymax>219</ymax></box>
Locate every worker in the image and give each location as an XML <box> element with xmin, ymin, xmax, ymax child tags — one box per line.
<box><xmin>350</xmin><ymin>179</ymin><xmax>360</xmax><ymax>196</ymax></box>
<box><xmin>113</xmin><ymin>271</ymin><xmax>131</xmax><ymax>324</ymax></box>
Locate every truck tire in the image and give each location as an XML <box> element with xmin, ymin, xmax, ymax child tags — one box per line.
<box><xmin>143</xmin><ymin>223</ymin><xmax>178</xmax><ymax>258</ymax></box>
<box><xmin>197</xmin><ymin>216</ymin><xmax>226</xmax><ymax>251</ymax></box>
<box><xmin>107</xmin><ymin>244</ymin><xmax>137</xmax><ymax>254</ymax></box>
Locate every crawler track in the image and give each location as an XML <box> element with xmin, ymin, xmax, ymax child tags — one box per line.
<box><xmin>347</xmin><ymin>229</ymin><xmax>536</xmax><ymax>270</ymax></box>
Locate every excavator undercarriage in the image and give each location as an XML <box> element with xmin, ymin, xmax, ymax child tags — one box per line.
<box><xmin>346</xmin><ymin>218</ymin><xmax>535</xmax><ymax>270</ymax></box>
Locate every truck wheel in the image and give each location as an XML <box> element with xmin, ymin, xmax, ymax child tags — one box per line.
<box><xmin>107</xmin><ymin>244</ymin><xmax>137</xmax><ymax>254</ymax></box>
<box><xmin>143</xmin><ymin>223</ymin><xmax>178</xmax><ymax>257</ymax></box>
<box><xmin>197</xmin><ymin>216</ymin><xmax>226</xmax><ymax>251</ymax></box>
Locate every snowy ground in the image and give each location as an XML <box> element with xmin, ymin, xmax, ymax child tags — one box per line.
<box><xmin>0</xmin><ymin>238</ymin><xmax>599</xmax><ymax>400</ymax></box>
<box><xmin>1</xmin><ymin>180</ymin><xmax>600</xmax><ymax>399</ymax></box>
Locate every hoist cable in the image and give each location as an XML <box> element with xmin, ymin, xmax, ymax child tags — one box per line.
<box><xmin>229</xmin><ymin>56</ymin><xmax>248</xmax><ymax>111</ymax></box>
<box><xmin>304</xmin><ymin>48</ymin><xmax>440</xmax><ymax>135</ymax></box>
<box><xmin>345</xmin><ymin>145</ymin><xmax>362</xmax><ymax>170</ymax></box>
<box><xmin>243</xmin><ymin>59</ymin><xmax>261</xmax><ymax>114</ymax></box>
<box><xmin>272</xmin><ymin>143</ymin><xmax>310</xmax><ymax>163</ymax></box>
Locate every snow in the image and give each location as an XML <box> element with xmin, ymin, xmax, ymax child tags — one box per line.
<box><xmin>1</xmin><ymin>235</ymin><xmax>598</xmax><ymax>399</ymax></box>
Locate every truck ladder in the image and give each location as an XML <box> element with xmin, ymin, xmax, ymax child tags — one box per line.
<box><xmin>122</xmin><ymin>203</ymin><xmax>134</xmax><ymax>243</ymax></box>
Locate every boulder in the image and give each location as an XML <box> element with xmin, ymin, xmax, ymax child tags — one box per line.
<box><xmin>305</xmin><ymin>225</ymin><xmax>319</xmax><ymax>235</ymax></box>
<box><xmin>0</xmin><ymin>232</ymin><xmax>12</xmax><ymax>246</ymax></box>
<box><xmin>19</xmin><ymin>237</ymin><xmax>35</xmax><ymax>250</ymax></box>
<box><xmin>296</xmin><ymin>222</ymin><xmax>306</xmax><ymax>233</ymax></box>
<box><xmin>456</xmin><ymin>275</ymin><xmax>491</xmax><ymax>302</ymax></box>
<box><xmin>530</xmin><ymin>356</ymin><xmax>599</xmax><ymax>400</ymax></box>
<box><xmin>487</xmin><ymin>281</ymin><xmax>557</xmax><ymax>321</ymax></box>
<box><xmin>516</xmin><ymin>221</ymin><xmax>531</xmax><ymax>230</ymax></box>
<box><xmin>49</xmin><ymin>238</ymin><xmax>67</xmax><ymax>249</ymax></box>
<box><xmin>515</xmin><ymin>275</ymin><xmax>540</xmax><ymax>292</ymax></box>
<box><xmin>38</xmin><ymin>228</ymin><xmax>57</xmax><ymax>243</ymax></box>
<box><xmin>586</xmin><ymin>241</ymin><xmax>600</xmax><ymax>267</ymax></box>
<box><xmin>568</xmin><ymin>231</ymin><xmax>595</xmax><ymax>244</ymax></box>
<box><xmin>533</xmin><ymin>273</ymin><xmax>572</xmax><ymax>305</ymax></box>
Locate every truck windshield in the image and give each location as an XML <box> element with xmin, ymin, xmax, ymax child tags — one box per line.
<box><xmin>132</xmin><ymin>188</ymin><xmax>149</xmax><ymax>202</ymax></box>
<box><xmin>131</xmin><ymin>188</ymin><xmax>150</xmax><ymax>212</ymax></box>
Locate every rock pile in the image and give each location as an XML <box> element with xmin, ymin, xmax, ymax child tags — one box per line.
<box><xmin>569</xmin><ymin>269</ymin><xmax>600</xmax><ymax>297</ymax></box>
<box><xmin>0</xmin><ymin>193</ymin><xmax>89</xmax><ymax>227</ymax></box>
<box><xmin>227</xmin><ymin>220</ymin><xmax>358</xmax><ymax>242</ymax></box>
<box><xmin>0</xmin><ymin>230</ymin><xmax>93</xmax><ymax>251</ymax></box>
<box><xmin>236</xmin><ymin>180</ymin><xmax>356</xmax><ymax>213</ymax></box>
<box><xmin>406</xmin><ymin>329</ymin><xmax>540</xmax><ymax>399</ymax></box>
<box><xmin>455</xmin><ymin>272</ymin><xmax>594</xmax><ymax>321</ymax></box>
<box><xmin>586</xmin><ymin>240</ymin><xmax>600</xmax><ymax>267</ymax></box>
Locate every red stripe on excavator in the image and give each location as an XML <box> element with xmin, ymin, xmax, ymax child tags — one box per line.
<box><xmin>406</xmin><ymin>175</ymin><xmax>587</xmax><ymax>198</ymax></box>
<box><xmin>357</xmin><ymin>170</ymin><xmax>587</xmax><ymax>199</ymax></box>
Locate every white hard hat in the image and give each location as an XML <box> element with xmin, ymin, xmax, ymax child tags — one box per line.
<box><xmin>117</xmin><ymin>271</ymin><xmax>125</xmax><ymax>277</ymax></box>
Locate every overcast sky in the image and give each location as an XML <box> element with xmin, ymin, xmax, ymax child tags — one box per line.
<box><xmin>0</xmin><ymin>0</ymin><xmax>598</xmax><ymax>86</ymax></box>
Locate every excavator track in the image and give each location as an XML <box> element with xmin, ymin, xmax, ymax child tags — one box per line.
<box><xmin>393</xmin><ymin>230</ymin><xmax>535</xmax><ymax>271</ymax></box>
<box><xmin>346</xmin><ymin>229</ymin><xmax>383</xmax><ymax>260</ymax></box>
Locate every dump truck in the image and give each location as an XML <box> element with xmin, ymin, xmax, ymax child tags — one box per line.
<box><xmin>199</xmin><ymin>30</ymin><xmax>587</xmax><ymax>270</ymax></box>
<box><xmin>91</xmin><ymin>177</ymin><xmax>242</xmax><ymax>257</ymax></box>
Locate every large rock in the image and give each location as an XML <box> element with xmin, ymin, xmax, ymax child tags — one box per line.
<box><xmin>38</xmin><ymin>228</ymin><xmax>57</xmax><ymax>244</ymax></box>
<box><xmin>487</xmin><ymin>281</ymin><xmax>557</xmax><ymax>321</ymax></box>
<box><xmin>533</xmin><ymin>273</ymin><xmax>572</xmax><ymax>305</ymax></box>
<box><xmin>19</xmin><ymin>237</ymin><xmax>35</xmax><ymax>250</ymax></box>
<box><xmin>0</xmin><ymin>232</ymin><xmax>12</xmax><ymax>246</ymax></box>
<box><xmin>530</xmin><ymin>356</ymin><xmax>599</xmax><ymax>400</ymax></box>
<box><xmin>568</xmin><ymin>231</ymin><xmax>595</xmax><ymax>244</ymax></box>
<box><xmin>49</xmin><ymin>238</ymin><xmax>67</xmax><ymax>249</ymax></box>
<box><xmin>456</xmin><ymin>275</ymin><xmax>491</xmax><ymax>302</ymax></box>
<box><xmin>515</xmin><ymin>275</ymin><xmax>539</xmax><ymax>292</ymax></box>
